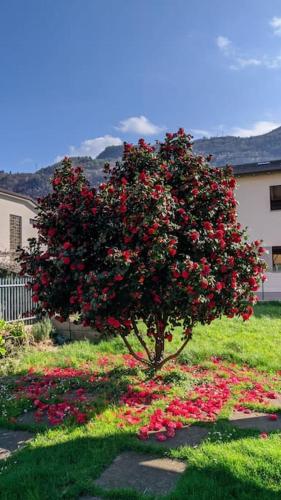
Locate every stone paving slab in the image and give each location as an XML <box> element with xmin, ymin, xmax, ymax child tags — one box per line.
<box><xmin>142</xmin><ymin>425</ymin><xmax>209</xmax><ymax>449</ymax></box>
<box><xmin>17</xmin><ymin>410</ymin><xmax>51</xmax><ymax>427</ymax></box>
<box><xmin>265</xmin><ymin>395</ymin><xmax>281</xmax><ymax>408</ymax></box>
<box><xmin>0</xmin><ymin>428</ymin><xmax>33</xmax><ymax>460</ymax></box>
<box><xmin>61</xmin><ymin>391</ymin><xmax>96</xmax><ymax>403</ymax></box>
<box><xmin>229</xmin><ymin>410</ymin><xmax>281</xmax><ymax>432</ymax></box>
<box><xmin>79</xmin><ymin>497</ymin><xmax>102</xmax><ymax>500</ymax></box>
<box><xmin>95</xmin><ymin>451</ymin><xmax>186</xmax><ymax>496</ymax></box>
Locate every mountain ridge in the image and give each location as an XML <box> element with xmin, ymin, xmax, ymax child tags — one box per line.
<box><xmin>2</xmin><ymin>126</ymin><xmax>281</xmax><ymax>199</ymax></box>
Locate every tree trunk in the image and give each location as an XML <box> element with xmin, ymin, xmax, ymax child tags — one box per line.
<box><xmin>153</xmin><ymin>319</ymin><xmax>166</xmax><ymax>370</ymax></box>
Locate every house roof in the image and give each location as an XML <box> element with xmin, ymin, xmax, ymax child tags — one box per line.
<box><xmin>232</xmin><ymin>159</ymin><xmax>281</xmax><ymax>176</ymax></box>
<box><xmin>0</xmin><ymin>188</ymin><xmax>36</xmax><ymax>206</ymax></box>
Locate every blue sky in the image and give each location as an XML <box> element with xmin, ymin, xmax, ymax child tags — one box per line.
<box><xmin>1</xmin><ymin>0</ymin><xmax>281</xmax><ymax>172</ymax></box>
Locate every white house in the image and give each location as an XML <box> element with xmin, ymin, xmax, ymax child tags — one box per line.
<box><xmin>0</xmin><ymin>189</ymin><xmax>37</xmax><ymax>266</ymax></box>
<box><xmin>234</xmin><ymin>159</ymin><xmax>281</xmax><ymax>299</ymax></box>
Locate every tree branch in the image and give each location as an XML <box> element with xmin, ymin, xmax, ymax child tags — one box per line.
<box><xmin>120</xmin><ymin>334</ymin><xmax>151</xmax><ymax>367</ymax></box>
<box><xmin>131</xmin><ymin>316</ymin><xmax>152</xmax><ymax>362</ymax></box>
<box><xmin>156</xmin><ymin>333</ymin><xmax>193</xmax><ymax>370</ymax></box>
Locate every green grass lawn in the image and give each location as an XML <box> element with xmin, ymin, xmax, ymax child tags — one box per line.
<box><xmin>0</xmin><ymin>302</ymin><xmax>281</xmax><ymax>500</ymax></box>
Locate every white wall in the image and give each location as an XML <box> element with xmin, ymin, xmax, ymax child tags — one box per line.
<box><xmin>236</xmin><ymin>172</ymin><xmax>281</xmax><ymax>246</ymax></box>
<box><xmin>0</xmin><ymin>192</ymin><xmax>37</xmax><ymax>253</ymax></box>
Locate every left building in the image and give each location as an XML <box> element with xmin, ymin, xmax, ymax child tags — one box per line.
<box><xmin>0</xmin><ymin>188</ymin><xmax>37</xmax><ymax>266</ymax></box>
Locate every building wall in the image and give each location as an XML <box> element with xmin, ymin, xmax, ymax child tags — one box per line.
<box><xmin>236</xmin><ymin>172</ymin><xmax>281</xmax><ymax>271</ymax></box>
<box><xmin>0</xmin><ymin>193</ymin><xmax>37</xmax><ymax>254</ymax></box>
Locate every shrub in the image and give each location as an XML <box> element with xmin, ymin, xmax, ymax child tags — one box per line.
<box><xmin>8</xmin><ymin>321</ymin><xmax>26</xmax><ymax>339</ymax></box>
<box><xmin>31</xmin><ymin>317</ymin><xmax>52</xmax><ymax>342</ymax></box>
<box><xmin>19</xmin><ymin>130</ymin><xmax>266</xmax><ymax>370</ymax></box>
<box><xmin>0</xmin><ymin>334</ymin><xmax>6</xmax><ymax>356</ymax></box>
<box><xmin>0</xmin><ymin>320</ymin><xmax>27</xmax><ymax>356</ymax></box>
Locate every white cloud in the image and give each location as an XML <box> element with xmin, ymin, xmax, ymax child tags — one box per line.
<box><xmin>20</xmin><ymin>157</ymin><xmax>34</xmax><ymax>165</ymax></box>
<box><xmin>270</xmin><ymin>16</ymin><xmax>281</xmax><ymax>36</ymax></box>
<box><xmin>55</xmin><ymin>135</ymin><xmax>123</xmax><ymax>161</ymax></box>
<box><xmin>191</xmin><ymin>128</ymin><xmax>212</xmax><ymax>138</ymax></box>
<box><xmin>116</xmin><ymin>115</ymin><xmax>164</xmax><ymax>135</ymax></box>
<box><xmin>234</xmin><ymin>57</ymin><xmax>262</xmax><ymax>68</ymax></box>
<box><xmin>216</xmin><ymin>36</ymin><xmax>232</xmax><ymax>54</ymax></box>
<box><xmin>263</xmin><ymin>54</ymin><xmax>281</xmax><ymax>69</ymax></box>
<box><xmin>216</xmin><ymin>32</ymin><xmax>281</xmax><ymax>70</ymax></box>
<box><xmin>231</xmin><ymin>120</ymin><xmax>281</xmax><ymax>137</ymax></box>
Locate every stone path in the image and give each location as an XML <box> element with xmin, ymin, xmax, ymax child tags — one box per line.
<box><xmin>229</xmin><ymin>410</ymin><xmax>281</xmax><ymax>432</ymax></box>
<box><xmin>95</xmin><ymin>451</ymin><xmax>186</xmax><ymax>496</ymax></box>
<box><xmin>2</xmin><ymin>403</ymin><xmax>281</xmax><ymax>498</ymax></box>
<box><xmin>142</xmin><ymin>424</ymin><xmax>209</xmax><ymax>448</ymax></box>
<box><xmin>91</xmin><ymin>410</ymin><xmax>281</xmax><ymax>497</ymax></box>
<box><xmin>0</xmin><ymin>428</ymin><xmax>33</xmax><ymax>460</ymax></box>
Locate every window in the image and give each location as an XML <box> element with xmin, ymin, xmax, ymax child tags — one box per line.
<box><xmin>270</xmin><ymin>185</ymin><xmax>281</xmax><ymax>210</ymax></box>
<box><xmin>272</xmin><ymin>247</ymin><xmax>281</xmax><ymax>272</ymax></box>
<box><xmin>9</xmin><ymin>214</ymin><xmax>22</xmax><ymax>252</ymax></box>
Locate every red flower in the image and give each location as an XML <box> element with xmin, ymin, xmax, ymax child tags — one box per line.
<box><xmin>114</xmin><ymin>274</ymin><xmax>124</xmax><ymax>281</ymax></box>
<box><xmin>48</xmin><ymin>227</ymin><xmax>57</xmax><ymax>238</ymax></box>
<box><xmin>190</xmin><ymin>231</ymin><xmax>199</xmax><ymax>242</ymax></box>
<box><xmin>77</xmin><ymin>263</ymin><xmax>85</xmax><ymax>271</ymax></box>
<box><xmin>107</xmin><ymin>317</ymin><xmax>121</xmax><ymax>328</ymax></box>
<box><xmin>63</xmin><ymin>257</ymin><xmax>71</xmax><ymax>265</ymax></box>
<box><xmin>182</xmin><ymin>270</ymin><xmax>189</xmax><ymax>279</ymax></box>
<box><xmin>203</xmin><ymin>221</ymin><xmax>212</xmax><ymax>231</ymax></box>
<box><xmin>268</xmin><ymin>414</ymin><xmax>278</xmax><ymax>421</ymax></box>
<box><xmin>63</xmin><ymin>241</ymin><xmax>72</xmax><ymax>250</ymax></box>
<box><xmin>242</xmin><ymin>306</ymin><xmax>253</xmax><ymax>321</ymax></box>
<box><xmin>122</xmin><ymin>250</ymin><xmax>131</xmax><ymax>262</ymax></box>
<box><xmin>139</xmin><ymin>171</ymin><xmax>147</xmax><ymax>182</ymax></box>
<box><xmin>156</xmin><ymin>433</ymin><xmax>167</xmax><ymax>442</ymax></box>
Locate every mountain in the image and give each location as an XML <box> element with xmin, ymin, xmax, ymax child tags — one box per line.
<box><xmin>97</xmin><ymin>126</ymin><xmax>281</xmax><ymax>166</ymax></box>
<box><xmin>2</xmin><ymin>126</ymin><xmax>281</xmax><ymax>199</ymax></box>
<box><xmin>0</xmin><ymin>157</ymin><xmax>106</xmax><ymax>199</ymax></box>
<box><xmin>193</xmin><ymin>126</ymin><xmax>281</xmax><ymax>166</ymax></box>
<box><xmin>97</xmin><ymin>145</ymin><xmax>123</xmax><ymax>160</ymax></box>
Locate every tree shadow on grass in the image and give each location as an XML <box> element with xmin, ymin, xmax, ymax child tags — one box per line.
<box><xmin>0</xmin><ymin>431</ymin><xmax>281</xmax><ymax>500</ymax></box>
<box><xmin>253</xmin><ymin>301</ymin><xmax>281</xmax><ymax>318</ymax></box>
<box><xmin>0</xmin><ymin>365</ymin><xmax>139</xmax><ymax>432</ymax></box>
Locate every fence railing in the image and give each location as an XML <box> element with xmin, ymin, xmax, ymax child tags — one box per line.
<box><xmin>0</xmin><ymin>276</ymin><xmax>36</xmax><ymax>323</ymax></box>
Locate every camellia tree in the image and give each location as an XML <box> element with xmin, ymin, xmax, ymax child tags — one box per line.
<box><xmin>20</xmin><ymin>130</ymin><xmax>266</xmax><ymax>370</ymax></box>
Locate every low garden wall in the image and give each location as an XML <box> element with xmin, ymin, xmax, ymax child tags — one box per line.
<box><xmin>51</xmin><ymin>317</ymin><xmax>100</xmax><ymax>342</ymax></box>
